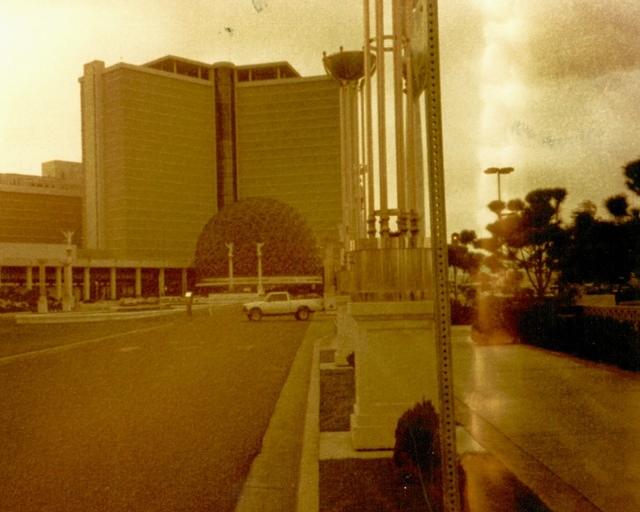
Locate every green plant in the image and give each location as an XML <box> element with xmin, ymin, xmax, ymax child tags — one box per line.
<box><xmin>393</xmin><ymin>400</ymin><xmax>466</xmax><ymax>512</ymax></box>
<box><xmin>393</xmin><ymin>400</ymin><xmax>441</xmax><ymax>480</ymax></box>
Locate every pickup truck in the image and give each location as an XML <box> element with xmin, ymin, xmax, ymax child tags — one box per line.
<box><xmin>243</xmin><ymin>291</ymin><xmax>324</xmax><ymax>321</ymax></box>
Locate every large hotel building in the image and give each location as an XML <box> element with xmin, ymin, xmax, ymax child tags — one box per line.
<box><xmin>0</xmin><ymin>56</ymin><xmax>342</xmax><ymax>299</ymax></box>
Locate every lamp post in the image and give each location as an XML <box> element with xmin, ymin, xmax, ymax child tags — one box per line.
<box><xmin>483</xmin><ymin>166</ymin><xmax>514</xmax><ymax>203</ymax></box>
<box><xmin>225</xmin><ymin>242</ymin><xmax>234</xmax><ymax>292</ymax></box>
<box><xmin>256</xmin><ymin>242</ymin><xmax>264</xmax><ymax>295</ymax></box>
<box><xmin>62</xmin><ymin>231</ymin><xmax>75</xmax><ymax>312</ymax></box>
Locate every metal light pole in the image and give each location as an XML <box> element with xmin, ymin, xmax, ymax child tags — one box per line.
<box><xmin>483</xmin><ymin>166</ymin><xmax>514</xmax><ymax>203</ymax></box>
<box><xmin>225</xmin><ymin>242</ymin><xmax>234</xmax><ymax>292</ymax></box>
<box><xmin>256</xmin><ymin>242</ymin><xmax>264</xmax><ymax>295</ymax></box>
<box><xmin>61</xmin><ymin>231</ymin><xmax>75</xmax><ymax>312</ymax></box>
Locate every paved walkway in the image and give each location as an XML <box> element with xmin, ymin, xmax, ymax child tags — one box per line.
<box><xmin>452</xmin><ymin>326</ymin><xmax>640</xmax><ymax>512</ymax></box>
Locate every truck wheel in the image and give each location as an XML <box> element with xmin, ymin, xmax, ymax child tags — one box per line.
<box><xmin>248</xmin><ymin>308</ymin><xmax>262</xmax><ymax>321</ymax></box>
<box><xmin>295</xmin><ymin>307</ymin><xmax>310</xmax><ymax>321</ymax></box>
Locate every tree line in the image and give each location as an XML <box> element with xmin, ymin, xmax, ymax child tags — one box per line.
<box><xmin>450</xmin><ymin>159</ymin><xmax>640</xmax><ymax>299</ymax></box>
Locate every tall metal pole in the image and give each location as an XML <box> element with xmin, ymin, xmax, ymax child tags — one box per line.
<box><xmin>424</xmin><ymin>0</ymin><xmax>461</xmax><ymax>510</ymax></box>
<box><xmin>363</xmin><ymin>0</ymin><xmax>376</xmax><ymax>237</ymax></box>
<box><xmin>392</xmin><ymin>0</ymin><xmax>407</xmax><ymax>235</ymax></box>
<box><xmin>256</xmin><ymin>242</ymin><xmax>264</xmax><ymax>295</ymax></box>
<box><xmin>375</xmin><ymin>0</ymin><xmax>389</xmax><ymax>237</ymax></box>
<box><xmin>225</xmin><ymin>242</ymin><xmax>234</xmax><ymax>292</ymax></box>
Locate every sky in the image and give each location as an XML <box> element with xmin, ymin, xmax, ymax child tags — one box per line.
<box><xmin>1</xmin><ymin>0</ymin><xmax>639</xmax><ymax>235</ymax></box>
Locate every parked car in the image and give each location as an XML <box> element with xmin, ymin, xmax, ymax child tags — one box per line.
<box><xmin>242</xmin><ymin>291</ymin><xmax>324</xmax><ymax>321</ymax></box>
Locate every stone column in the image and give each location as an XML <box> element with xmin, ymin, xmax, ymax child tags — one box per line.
<box><xmin>55</xmin><ymin>267</ymin><xmax>62</xmax><ymax>300</ymax></box>
<box><xmin>349</xmin><ymin>300</ymin><xmax>438</xmax><ymax>450</ymax></box>
<box><xmin>37</xmin><ymin>262</ymin><xmax>48</xmax><ymax>313</ymax></box>
<box><xmin>83</xmin><ymin>267</ymin><xmax>91</xmax><ymax>301</ymax></box>
<box><xmin>62</xmin><ymin>258</ymin><xmax>74</xmax><ymax>312</ymax></box>
<box><xmin>26</xmin><ymin>266</ymin><xmax>33</xmax><ymax>290</ymax></box>
<box><xmin>158</xmin><ymin>268</ymin><xmax>165</xmax><ymax>297</ymax></box>
<box><xmin>110</xmin><ymin>267</ymin><xmax>117</xmax><ymax>300</ymax></box>
<box><xmin>135</xmin><ymin>267</ymin><xmax>142</xmax><ymax>298</ymax></box>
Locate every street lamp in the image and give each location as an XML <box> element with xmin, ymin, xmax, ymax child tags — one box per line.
<box><xmin>483</xmin><ymin>166</ymin><xmax>514</xmax><ymax>203</ymax></box>
<box><xmin>256</xmin><ymin>242</ymin><xmax>264</xmax><ymax>296</ymax></box>
<box><xmin>225</xmin><ymin>242</ymin><xmax>234</xmax><ymax>292</ymax></box>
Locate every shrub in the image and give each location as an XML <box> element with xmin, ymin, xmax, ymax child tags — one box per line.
<box><xmin>580</xmin><ymin>315</ymin><xmax>640</xmax><ymax>371</ymax></box>
<box><xmin>393</xmin><ymin>400</ymin><xmax>441</xmax><ymax>480</ymax></box>
<box><xmin>393</xmin><ymin>400</ymin><xmax>465</xmax><ymax>512</ymax></box>
<box><xmin>346</xmin><ymin>352</ymin><xmax>355</xmax><ymax>368</ymax></box>
<box><xmin>450</xmin><ymin>300</ymin><xmax>473</xmax><ymax>325</ymax></box>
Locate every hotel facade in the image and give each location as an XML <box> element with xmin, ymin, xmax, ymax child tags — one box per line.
<box><xmin>0</xmin><ymin>56</ymin><xmax>343</xmax><ymax>300</ymax></box>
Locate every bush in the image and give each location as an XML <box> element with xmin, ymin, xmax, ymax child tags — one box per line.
<box><xmin>0</xmin><ymin>287</ymin><xmax>61</xmax><ymax>313</ymax></box>
<box><xmin>515</xmin><ymin>300</ymin><xmax>639</xmax><ymax>371</ymax></box>
<box><xmin>450</xmin><ymin>300</ymin><xmax>473</xmax><ymax>325</ymax></box>
<box><xmin>581</xmin><ymin>316</ymin><xmax>640</xmax><ymax>371</ymax></box>
<box><xmin>393</xmin><ymin>400</ymin><xmax>441</xmax><ymax>480</ymax></box>
<box><xmin>393</xmin><ymin>400</ymin><xmax>465</xmax><ymax>512</ymax></box>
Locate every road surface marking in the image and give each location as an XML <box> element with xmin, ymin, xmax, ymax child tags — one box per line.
<box><xmin>0</xmin><ymin>323</ymin><xmax>173</xmax><ymax>366</ymax></box>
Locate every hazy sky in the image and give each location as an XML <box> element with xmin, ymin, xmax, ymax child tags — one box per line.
<box><xmin>1</xmin><ymin>0</ymin><xmax>639</xmax><ymax>234</ymax></box>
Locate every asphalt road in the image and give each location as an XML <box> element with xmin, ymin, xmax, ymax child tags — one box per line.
<box><xmin>0</xmin><ymin>306</ymin><xmax>310</xmax><ymax>512</ymax></box>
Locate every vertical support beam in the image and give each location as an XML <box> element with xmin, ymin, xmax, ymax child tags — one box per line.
<box><xmin>226</xmin><ymin>243</ymin><xmax>234</xmax><ymax>292</ymax></box>
<box><xmin>424</xmin><ymin>1</ymin><xmax>460</xmax><ymax>510</ymax></box>
<box><xmin>55</xmin><ymin>266</ymin><xmax>62</xmax><ymax>300</ymax></box>
<box><xmin>256</xmin><ymin>243</ymin><xmax>264</xmax><ymax>295</ymax></box>
<box><xmin>83</xmin><ymin>267</ymin><xmax>91</xmax><ymax>301</ymax></box>
<box><xmin>26</xmin><ymin>266</ymin><xmax>33</xmax><ymax>290</ymax></box>
<box><xmin>135</xmin><ymin>267</ymin><xmax>142</xmax><ymax>298</ymax></box>
<box><xmin>392</xmin><ymin>0</ymin><xmax>407</xmax><ymax>233</ymax></box>
<box><xmin>363</xmin><ymin>0</ymin><xmax>376</xmax><ymax>237</ymax></box>
<box><xmin>340</xmin><ymin>86</ymin><xmax>352</xmax><ymax>241</ymax></box>
<box><xmin>158</xmin><ymin>268</ymin><xmax>166</xmax><ymax>297</ymax></box>
<box><xmin>375</xmin><ymin>0</ymin><xmax>389</xmax><ymax>236</ymax></box>
<box><xmin>110</xmin><ymin>267</ymin><xmax>117</xmax><ymax>300</ymax></box>
<box><xmin>37</xmin><ymin>262</ymin><xmax>48</xmax><ymax>313</ymax></box>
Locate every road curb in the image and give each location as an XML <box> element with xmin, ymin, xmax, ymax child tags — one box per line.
<box><xmin>296</xmin><ymin>335</ymin><xmax>320</xmax><ymax>512</ymax></box>
<box><xmin>234</xmin><ymin>319</ymin><xmax>331</xmax><ymax>512</ymax></box>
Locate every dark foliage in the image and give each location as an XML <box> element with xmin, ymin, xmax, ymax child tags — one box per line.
<box><xmin>480</xmin><ymin>188</ymin><xmax>568</xmax><ymax>297</ymax></box>
<box><xmin>477</xmin><ymin>296</ymin><xmax>640</xmax><ymax>371</ymax></box>
<box><xmin>394</xmin><ymin>400</ymin><xmax>441</xmax><ymax>478</ymax></box>
<box><xmin>393</xmin><ymin>400</ymin><xmax>466</xmax><ymax>512</ymax></box>
<box><xmin>451</xmin><ymin>300</ymin><xmax>474</xmax><ymax>325</ymax></box>
<box><xmin>0</xmin><ymin>287</ymin><xmax>61</xmax><ymax>312</ymax></box>
<box><xmin>193</xmin><ymin>197</ymin><xmax>320</xmax><ymax>280</ymax></box>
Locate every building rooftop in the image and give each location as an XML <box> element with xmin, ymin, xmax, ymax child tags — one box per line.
<box><xmin>142</xmin><ymin>55</ymin><xmax>300</xmax><ymax>82</ymax></box>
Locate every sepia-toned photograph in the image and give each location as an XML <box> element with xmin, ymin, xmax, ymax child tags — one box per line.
<box><xmin>0</xmin><ymin>1</ymin><xmax>638</xmax><ymax>510</ymax></box>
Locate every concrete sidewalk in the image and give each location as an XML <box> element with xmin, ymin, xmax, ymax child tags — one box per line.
<box><xmin>452</xmin><ymin>326</ymin><xmax>640</xmax><ymax>512</ymax></box>
<box><xmin>237</xmin><ymin>319</ymin><xmax>640</xmax><ymax>511</ymax></box>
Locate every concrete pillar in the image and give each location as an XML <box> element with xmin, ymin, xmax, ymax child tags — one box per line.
<box><xmin>63</xmin><ymin>260</ymin><xmax>74</xmax><ymax>312</ymax></box>
<box><xmin>37</xmin><ymin>263</ymin><xmax>48</xmax><ymax>313</ymax></box>
<box><xmin>158</xmin><ymin>268</ymin><xmax>165</xmax><ymax>297</ymax></box>
<box><xmin>26</xmin><ymin>266</ymin><xmax>33</xmax><ymax>290</ymax></box>
<box><xmin>349</xmin><ymin>301</ymin><xmax>438</xmax><ymax>450</ymax></box>
<box><xmin>135</xmin><ymin>267</ymin><xmax>142</xmax><ymax>297</ymax></box>
<box><xmin>110</xmin><ymin>267</ymin><xmax>117</xmax><ymax>300</ymax></box>
<box><xmin>83</xmin><ymin>267</ymin><xmax>91</xmax><ymax>301</ymax></box>
<box><xmin>55</xmin><ymin>267</ymin><xmax>62</xmax><ymax>299</ymax></box>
